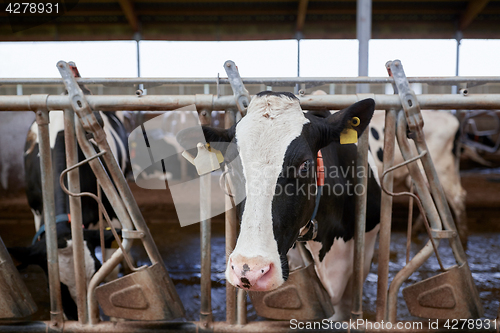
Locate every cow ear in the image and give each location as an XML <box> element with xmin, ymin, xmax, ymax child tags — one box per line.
<box><xmin>321</xmin><ymin>98</ymin><xmax>375</xmax><ymax>147</ymax></box>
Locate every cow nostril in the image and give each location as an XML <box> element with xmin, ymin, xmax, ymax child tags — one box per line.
<box><xmin>261</xmin><ymin>269</ymin><xmax>264</xmax><ymax>273</ymax></box>
<box><xmin>231</xmin><ymin>265</ymin><xmax>234</xmax><ymax>270</ymax></box>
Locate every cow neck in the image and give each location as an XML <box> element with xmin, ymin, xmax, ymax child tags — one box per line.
<box><xmin>297</xmin><ymin>150</ymin><xmax>324</xmax><ymax>242</ymax></box>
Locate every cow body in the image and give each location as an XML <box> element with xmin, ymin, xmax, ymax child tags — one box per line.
<box><xmin>179</xmin><ymin>92</ymin><xmax>380</xmax><ymax>320</ymax></box>
<box><xmin>15</xmin><ymin>110</ymin><xmax>129</xmax><ymax>320</ymax></box>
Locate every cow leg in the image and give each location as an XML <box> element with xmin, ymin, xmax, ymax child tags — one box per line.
<box><xmin>335</xmin><ymin>225</ymin><xmax>380</xmax><ymax>321</ymax></box>
<box><xmin>306</xmin><ymin>238</ymin><xmax>354</xmax><ymax>321</ymax></box>
<box><xmin>307</xmin><ymin>225</ymin><xmax>379</xmax><ymax>321</ymax></box>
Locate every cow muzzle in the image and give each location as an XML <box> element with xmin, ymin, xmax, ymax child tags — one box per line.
<box><xmin>226</xmin><ymin>254</ymin><xmax>283</xmax><ymax>291</ymax></box>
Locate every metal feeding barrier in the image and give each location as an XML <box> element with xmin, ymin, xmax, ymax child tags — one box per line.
<box><xmin>0</xmin><ymin>59</ymin><xmax>499</xmax><ymax>332</ymax></box>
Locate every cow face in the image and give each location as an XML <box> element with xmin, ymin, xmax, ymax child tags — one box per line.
<box><xmin>179</xmin><ymin>92</ymin><xmax>375</xmax><ymax>291</ymax></box>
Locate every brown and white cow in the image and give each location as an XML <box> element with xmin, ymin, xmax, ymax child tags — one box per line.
<box><xmin>180</xmin><ymin>91</ymin><xmax>381</xmax><ymax>320</ymax></box>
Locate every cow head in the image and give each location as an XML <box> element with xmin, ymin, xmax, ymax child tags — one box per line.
<box><xmin>179</xmin><ymin>91</ymin><xmax>375</xmax><ymax>291</ymax></box>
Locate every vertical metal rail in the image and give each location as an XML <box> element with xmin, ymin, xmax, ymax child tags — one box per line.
<box><xmin>199</xmin><ymin>110</ymin><xmax>213</xmax><ymax>328</ymax></box>
<box><xmin>32</xmin><ymin>95</ymin><xmax>64</xmax><ymax>329</ymax></box>
<box><xmin>352</xmin><ymin>0</ymin><xmax>372</xmax><ymax>320</ymax></box>
<box><xmin>63</xmin><ymin>108</ymin><xmax>88</xmax><ymax>324</ymax></box>
<box><xmin>351</xmin><ymin>123</ymin><xmax>369</xmax><ymax>323</ymax></box>
<box><xmin>224</xmin><ymin>110</ymin><xmax>237</xmax><ymax>325</ymax></box>
<box><xmin>236</xmin><ymin>289</ymin><xmax>247</xmax><ymax>325</ymax></box>
<box><xmin>375</xmin><ymin>108</ymin><xmax>397</xmax><ymax>321</ymax></box>
<box><xmin>357</xmin><ymin>0</ymin><xmax>372</xmax><ymax>94</ymax></box>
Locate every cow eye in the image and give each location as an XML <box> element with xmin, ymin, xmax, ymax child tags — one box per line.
<box><xmin>298</xmin><ymin>160</ymin><xmax>312</xmax><ymax>177</ymax></box>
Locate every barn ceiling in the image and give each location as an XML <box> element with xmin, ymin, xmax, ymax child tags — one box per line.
<box><xmin>1</xmin><ymin>0</ymin><xmax>499</xmax><ymax>41</ymax></box>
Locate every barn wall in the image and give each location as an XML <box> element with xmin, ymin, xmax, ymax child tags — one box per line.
<box><xmin>0</xmin><ymin>112</ymin><xmax>35</xmax><ymax>197</ymax></box>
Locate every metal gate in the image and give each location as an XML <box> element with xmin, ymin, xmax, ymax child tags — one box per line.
<box><xmin>0</xmin><ymin>59</ymin><xmax>499</xmax><ymax>332</ymax></box>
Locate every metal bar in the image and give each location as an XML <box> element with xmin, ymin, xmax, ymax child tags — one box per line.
<box><xmin>237</xmin><ymin>289</ymin><xmax>247</xmax><ymax>326</ymax></box>
<box><xmin>224</xmin><ymin>61</ymin><xmax>250</xmax><ymax>116</ymax></box>
<box><xmin>413</xmin><ymin>127</ymin><xmax>467</xmax><ymax>265</ymax></box>
<box><xmin>386</xmin><ymin>110</ymin><xmax>443</xmax><ymax>323</ymax></box>
<box><xmin>59</xmin><ymin>60</ymin><xmax>185</xmax><ymax>322</ymax></box>
<box><xmin>375</xmin><ymin>109</ymin><xmax>397</xmax><ymax>322</ymax></box>
<box><xmin>224</xmin><ymin>110</ymin><xmax>237</xmax><ymax>325</ymax></box>
<box><xmin>73</xmin><ymin>119</ymin><xmax>134</xmax><ymax>325</ymax></box>
<box><xmin>0</xmin><ymin>320</ymin><xmax>498</xmax><ymax>333</ymax></box>
<box><xmin>387</xmin><ymin>241</ymin><xmax>435</xmax><ymax>323</ymax></box>
<box><xmin>32</xmin><ymin>96</ymin><xmax>64</xmax><ymax>329</ymax></box>
<box><xmin>357</xmin><ymin>0</ymin><xmax>371</xmax><ymax>94</ymax></box>
<box><xmin>5</xmin><ymin>94</ymin><xmax>500</xmax><ymax>112</ymax></box>
<box><xmin>63</xmin><ymin>108</ymin><xmax>88</xmax><ymax>325</ymax></box>
<box><xmin>3</xmin><ymin>76</ymin><xmax>500</xmax><ymax>85</ymax></box>
<box><xmin>200</xmin><ymin>175</ymin><xmax>213</xmax><ymax>327</ymax></box>
<box><xmin>198</xmin><ymin>108</ymin><xmax>213</xmax><ymax>328</ymax></box>
<box><xmin>0</xmin><ymin>319</ymin><xmax>498</xmax><ymax>333</ymax></box>
<box><xmin>351</xmin><ymin>125</ymin><xmax>370</xmax><ymax>322</ymax></box>
<box><xmin>0</xmin><ymin>235</ymin><xmax>38</xmax><ymax>319</ymax></box>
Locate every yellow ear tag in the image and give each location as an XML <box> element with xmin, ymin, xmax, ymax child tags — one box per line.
<box><xmin>207</xmin><ymin>144</ymin><xmax>224</xmax><ymax>164</ymax></box>
<box><xmin>340</xmin><ymin>117</ymin><xmax>360</xmax><ymax>145</ymax></box>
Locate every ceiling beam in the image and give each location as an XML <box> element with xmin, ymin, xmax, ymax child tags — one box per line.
<box><xmin>460</xmin><ymin>0</ymin><xmax>490</xmax><ymax>30</ymax></box>
<box><xmin>296</xmin><ymin>0</ymin><xmax>309</xmax><ymax>32</ymax></box>
<box><xmin>117</xmin><ymin>0</ymin><xmax>139</xmax><ymax>31</ymax></box>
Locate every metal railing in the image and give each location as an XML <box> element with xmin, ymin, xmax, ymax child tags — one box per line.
<box><xmin>0</xmin><ymin>68</ymin><xmax>499</xmax><ymax>332</ymax></box>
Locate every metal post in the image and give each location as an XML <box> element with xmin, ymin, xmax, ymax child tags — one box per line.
<box><xmin>452</xmin><ymin>31</ymin><xmax>463</xmax><ymax>95</ymax></box>
<box><xmin>375</xmin><ymin>109</ymin><xmax>397</xmax><ymax>322</ymax></box>
<box><xmin>199</xmin><ymin>109</ymin><xmax>213</xmax><ymax>328</ymax></box>
<box><xmin>236</xmin><ymin>289</ymin><xmax>247</xmax><ymax>326</ymax></box>
<box><xmin>200</xmin><ymin>174</ymin><xmax>213</xmax><ymax>327</ymax></box>
<box><xmin>351</xmin><ymin>0</ymin><xmax>371</xmax><ymax>322</ymax></box>
<box><xmin>63</xmin><ymin>108</ymin><xmax>88</xmax><ymax>324</ymax></box>
<box><xmin>224</xmin><ymin>110</ymin><xmax>237</xmax><ymax>325</ymax></box>
<box><xmin>33</xmin><ymin>96</ymin><xmax>64</xmax><ymax>329</ymax></box>
<box><xmin>351</xmin><ymin>119</ymin><xmax>369</xmax><ymax>323</ymax></box>
<box><xmin>357</xmin><ymin>0</ymin><xmax>372</xmax><ymax>94</ymax></box>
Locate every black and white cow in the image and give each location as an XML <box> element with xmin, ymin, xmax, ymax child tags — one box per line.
<box><xmin>15</xmin><ymin>109</ymin><xmax>129</xmax><ymax>320</ymax></box>
<box><xmin>311</xmin><ymin>89</ymin><xmax>468</xmax><ymax>245</ymax></box>
<box><xmin>8</xmin><ymin>225</ymin><xmax>117</xmax><ymax>320</ymax></box>
<box><xmin>368</xmin><ymin>109</ymin><xmax>467</xmax><ymax>245</ymax></box>
<box><xmin>180</xmin><ymin>92</ymin><xmax>380</xmax><ymax>320</ymax></box>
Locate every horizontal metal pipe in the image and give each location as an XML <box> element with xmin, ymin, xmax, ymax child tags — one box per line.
<box><xmin>0</xmin><ymin>320</ymin><xmax>497</xmax><ymax>333</ymax></box>
<box><xmin>2</xmin><ymin>76</ymin><xmax>500</xmax><ymax>85</ymax></box>
<box><xmin>3</xmin><ymin>94</ymin><xmax>500</xmax><ymax>112</ymax></box>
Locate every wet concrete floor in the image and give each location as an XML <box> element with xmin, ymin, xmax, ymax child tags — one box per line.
<box><xmin>0</xmin><ymin>167</ymin><xmax>499</xmax><ymax>323</ymax></box>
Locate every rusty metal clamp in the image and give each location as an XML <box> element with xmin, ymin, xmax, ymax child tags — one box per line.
<box><xmin>388</xmin><ymin>60</ymin><xmax>424</xmax><ymax>132</ymax></box>
<box><xmin>57</xmin><ymin>61</ymin><xmax>107</xmax><ymax>143</ymax></box>
<box><xmin>224</xmin><ymin>60</ymin><xmax>250</xmax><ymax>117</ymax></box>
